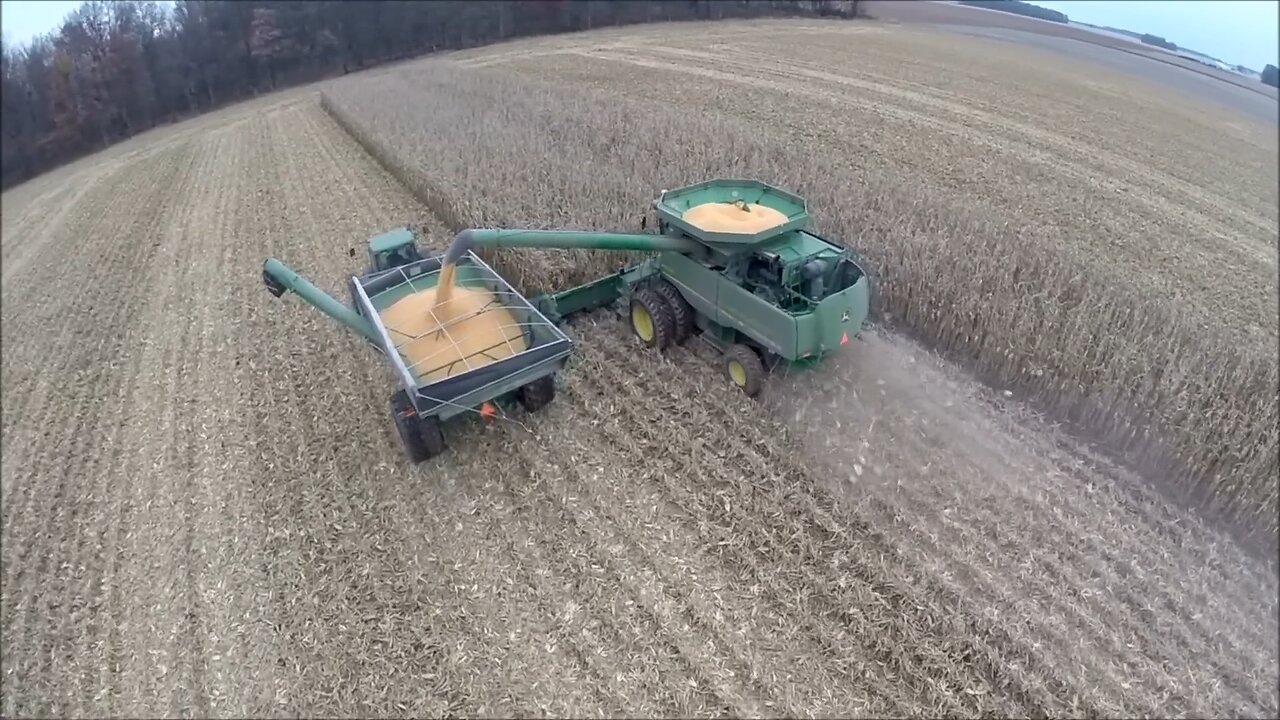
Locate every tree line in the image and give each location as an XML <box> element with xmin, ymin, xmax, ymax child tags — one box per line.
<box><xmin>1138</xmin><ymin>33</ymin><xmax>1178</xmax><ymax>52</ymax></box>
<box><xmin>1</xmin><ymin>0</ymin><xmax>861</xmax><ymax>190</ymax></box>
<box><xmin>955</xmin><ymin>1</ymin><xmax>1068</xmax><ymax>25</ymax></box>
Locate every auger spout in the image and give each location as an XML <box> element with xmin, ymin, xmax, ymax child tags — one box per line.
<box><xmin>262</xmin><ymin>258</ymin><xmax>381</xmax><ymax>345</ymax></box>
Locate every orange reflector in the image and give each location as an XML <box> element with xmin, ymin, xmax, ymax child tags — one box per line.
<box><xmin>840</xmin><ymin>332</ymin><xmax>849</xmax><ymax>346</ymax></box>
<box><xmin>479</xmin><ymin>401</ymin><xmax>498</xmax><ymax>423</ymax></box>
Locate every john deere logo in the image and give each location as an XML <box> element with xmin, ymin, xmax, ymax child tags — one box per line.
<box><xmin>841</xmin><ymin>310</ymin><xmax>850</xmax><ymax>322</ymax></box>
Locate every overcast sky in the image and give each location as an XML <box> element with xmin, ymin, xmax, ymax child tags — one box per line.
<box><xmin>1</xmin><ymin>0</ymin><xmax>82</xmax><ymax>46</ymax></box>
<box><xmin>2</xmin><ymin>0</ymin><xmax>1278</xmax><ymax>69</ymax></box>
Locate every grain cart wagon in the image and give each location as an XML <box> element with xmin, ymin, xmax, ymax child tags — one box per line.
<box><xmin>262</xmin><ymin>178</ymin><xmax>870</xmax><ymax>462</ymax></box>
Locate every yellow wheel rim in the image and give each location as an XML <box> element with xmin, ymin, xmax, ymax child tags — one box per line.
<box><xmin>632</xmin><ymin>304</ymin><xmax>654</xmax><ymax>342</ymax></box>
<box><xmin>728</xmin><ymin>359</ymin><xmax>747</xmax><ymax>386</ymax></box>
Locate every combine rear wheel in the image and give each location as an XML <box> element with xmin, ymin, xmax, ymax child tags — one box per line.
<box><xmin>391</xmin><ymin>390</ymin><xmax>446</xmax><ymax>463</ymax></box>
<box><xmin>518</xmin><ymin>374</ymin><xmax>557</xmax><ymax>412</ymax></box>
<box><xmin>653</xmin><ymin>280</ymin><xmax>694</xmax><ymax>343</ymax></box>
<box><xmin>630</xmin><ymin>288</ymin><xmax>674</xmax><ymax>350</ymax></box>
<box><xmin>724</xmin><ymin>344</ymin><xmax>765</xmax><ymax>398</ymax></box>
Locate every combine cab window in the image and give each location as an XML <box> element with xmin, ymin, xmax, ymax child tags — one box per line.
<box><xmin>830</xmin><ymin>257</ymin><xmax>864</xmax><ymax>292</ymax></box>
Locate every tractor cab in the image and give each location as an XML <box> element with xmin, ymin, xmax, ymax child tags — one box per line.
<box><xmin>367</xmin><ymin>228</ymin><xmax>423</xmax><ymax>274</ymax></box>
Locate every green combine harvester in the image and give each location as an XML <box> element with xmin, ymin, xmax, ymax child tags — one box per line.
<box><xmin>262</xmin><ymin>179</ymin><xmax>870</xmax><ymax>462</ymax></box>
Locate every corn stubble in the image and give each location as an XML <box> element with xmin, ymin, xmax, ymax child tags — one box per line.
<box><xmin>322</xmin><ymin>61</ymin><xmax>1278</xmax><ymax>540</ymax></box>
<box><xmin>4</xmin><ymin>88</ymin><xmax>1274</xmax><ymax>717</ymax></box>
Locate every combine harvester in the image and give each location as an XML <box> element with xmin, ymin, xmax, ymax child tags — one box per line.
<box><xmin>263</xmin><ymin>179</ymin><xmax>871</xmax><ymax>462</ymax></box>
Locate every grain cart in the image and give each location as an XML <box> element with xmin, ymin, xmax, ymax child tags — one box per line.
<box><xmin>262</xmin><ymin>178</ymin><xmax>870</xmax><ymax>462</ymax></box>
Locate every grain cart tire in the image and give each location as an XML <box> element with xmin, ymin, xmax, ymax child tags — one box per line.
<box><xmin>724</xmin><ymin>344</ymin><xmax>765</xmax><ymax>398</ymax></box>
<box><xmin>391</xmin><ymin>390</ymin><xmax>445</xmax><ymax>463</ymax></box>
<box><xmin>518</xmin><ymin>374</ymin><xmax>556</xmax><ymax>412</ymax></box>
<box><xmin>417</xmin><ymin>415</ymin><xmax>447</xmax><ymax>459</ymax></box>
<box><xmin>630</xmin><ymin>288</ymin><xmax>675</xmax><ymax>351</ymax></box>
<box><xmin>653</xmin><ymin>279</ymin><xmax>694</xmax><ymax>343</ymax></box>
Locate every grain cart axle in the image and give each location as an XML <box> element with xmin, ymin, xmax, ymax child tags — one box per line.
<box><xmin>261</xmin><ymin>178</ymin><xmax>870</xmax><ymax>463</ymax></box>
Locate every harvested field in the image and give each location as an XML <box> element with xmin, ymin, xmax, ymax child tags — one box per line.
<box><xmin>1</xmin><ymin>17</ymin><xmax>1277</xmax><ymax>720</ymax></box>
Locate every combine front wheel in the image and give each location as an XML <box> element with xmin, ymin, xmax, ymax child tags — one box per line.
<box><xmin>724</xmin><ymin>344</ymin><xmax>765</xmax><ymax>398</ymax></box>
<box><xmin>630</xmin><ymin>288</ymin><xmax>674</xmax><ymax>350</ymax></box>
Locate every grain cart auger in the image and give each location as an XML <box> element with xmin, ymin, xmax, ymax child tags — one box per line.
<box><xmin>261</xmin><ymin>178</ymin><xmax>870</xmax><ymax>463</ymax></box>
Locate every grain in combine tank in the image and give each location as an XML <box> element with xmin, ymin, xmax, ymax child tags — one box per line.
<box><xmin>683</xmin><ymin>199</ymin><xmax>789</xmax><ymax>235</ymax></box>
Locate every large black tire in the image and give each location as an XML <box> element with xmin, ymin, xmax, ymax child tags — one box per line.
<box><xmin>629</xmin><ymin>288</ymin><xmax>675</xmax><ymax>351</ymax></box>
<box><xmin>652</xmin><ymin>279</ymin><xmax>695</xmax><ymax>344</ymax></box>
<box><xmin>518</xmin><ymin>374</ymin><xmax>556</xmax><ymax>412</ymax></box>
<box><xmin>417</xmin><ymin>415</ymin><xmax>446</xmax><ymax>459</ymax></box>
<box><xmin>724</xmin><ymin>344</ymin><xmax>766</xmax><ymax>398</ymax></box>
<box><xmin>391</xmin><ymin>390</ymin><xmax>446</xmax><ymax>463</ymax></box>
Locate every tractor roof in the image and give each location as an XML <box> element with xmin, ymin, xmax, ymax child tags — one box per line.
<box><xmin>369</xmin><ymin>228</ymin><xmax>416</xmax><ymax>254</ymax></box>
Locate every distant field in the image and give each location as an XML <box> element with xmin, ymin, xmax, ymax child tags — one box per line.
<box><xmin>863</xmin><ymin>0</ymin><xmax>1280</xmax><ymax>101</ymax></box>
<box><xmin>935</xmin><ymin>24</ymin><xmax>1279</xmax><ymax>122</ymax></box>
